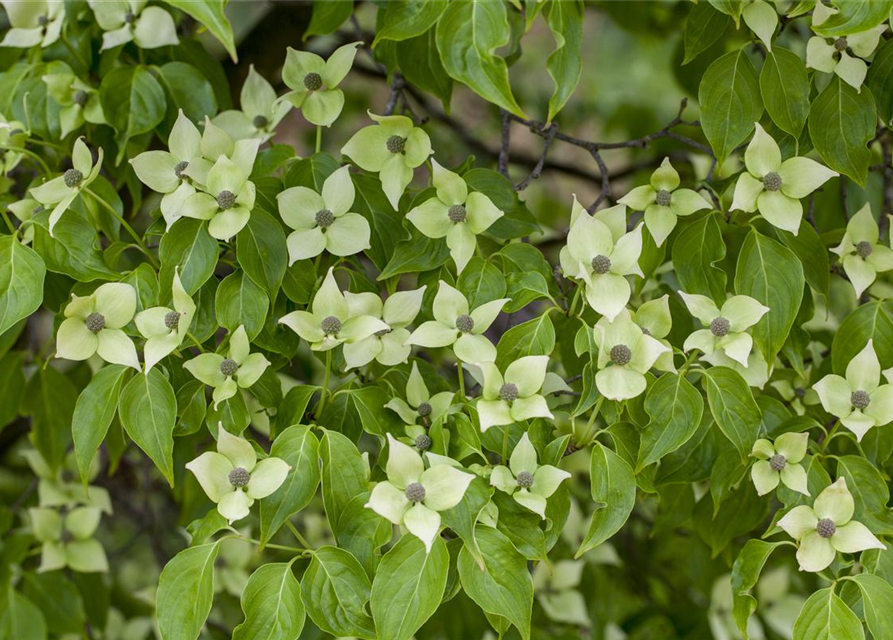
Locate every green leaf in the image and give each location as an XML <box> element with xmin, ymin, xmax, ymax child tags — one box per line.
<box><xmin>300</xmin><ymin>546</ymin><xmax>376</xmax><ymax>639</ymax></box>
<box><xmin>672</xmin><ymin>214</ymin><xmax>727</xmax><ymax>304</ymax></box>
<box><xmin>435</xmin><ymin>0</ymin><xmax>525</xmax><ymax>117</ymax></box>
<box><xmin>156</xmin><ymin>541</ymin><xmax>221</xmax><ymax>640</ymax></box>
<box><xmin>851</xmin><ymin>573</ymin><xmax>893</xmax><ymax>640</ymax></box>
<box><xmin>638</xmin><ymin>373</ymin><xmax>705</xmax><ymax>471</ymax></box>
<box><xmin>237</xmin><ymin>208</ymin><xmax>288</xmax><ymax>300</ymax></box>
<box><xmin>439</xmin><ymin>476</ymin><xmax>492</xmax><ymax>568</ymax></box>
<box><xmin>0</xmin><ymin>237</ymin><xmax>45</xmax><ymax>336</ymax></box>
<box><xmin>576</xmin><ymin>442</ymin><xmax>636</xmax><ymax>558</ymax></box>
<box><xmin>812</xmin><ymin>1</ymin><xmax>890</xmax><ymax>35</ymax></box>
<box><xmin>159</xmin><ymin>219</ymin><xmax>219</xmax><ymax>296</ymax></box>
<box><xmin>730</xmin><ymin>539</ymin><xmax>791</xmax><ymax>636</ymax></box>
<box><xmin>319</xmin><ymin>430</ymin><xmax>369</xmax><ymax>530</ymax></box>
<box><xmin>165</xmin><ymin>0</ymin><xmax>237</xmax><ymax>62</ymax></box>
<box><xmin>808</xmin><ymin>76</ymin><xmax>875</xmax><ymax>186</ymax></box>
<box><xmin>305</xmin><ymin>0</ymin><xmax>353</xmax><ymax>38</ymax></box>
<box><xmin>775</xmin><ymin>221</ymin><xmax>830</xmax><ymax>298</ymax></box>
<box><xmin>31</xmin><ymin>211</ymin><xmax>118</xmax><ymax>282</ymax></box>
<box><xmin>259</xmin><ymin>426</ymin><xmax>320</xmax><ymax>545</ymax></box>
<box><xmin>215</xmin><ymin>271</ymin><xmax>269</xmax><ymax>340</ymax></box>
<box><xmin>835</xmin><ymin>455</ymin><xmax>893</xmax><ymax>535</ymax></box>
<box><xmin>495</xmin><ymin>310</ymin><xmax>555</xmax><ymax>369</ymax></box>
<box><xmin>22</xmin><ymin>366</ymin><xmax>77</xmax><ymax>473</ymax></box>
<box><xmin>831</xmin><ymin>301</ymin><xmax>893</xmax><ymax>374</ymax></box>
<box><xmin>463</xmin><ymin>169</ymin><xmax>538</xmax><ymax>240</ymax></box>
<box><xmin>701</xmin><ymin>367</ymin><xmax>762</xmax><ymax>462</ymax></box>
<box><xmin>504</xmin><ymin>272</ymin><xmax>550</xmax><ymax>313</ymax></box>
<box><xmin>233</xmin><ymin>563</ymin><xmax>305</xmax><ymax>640</ymax></box>
<box><xmin>0</xmin><ymin>590</ymin><xmax>47</xmax><ymax>640</ymax></box>
<box><xmin>457</xmin><ymin>257</ymin><xmax>506</xmax><ymax>308</ymax></box>
<box><xmin>734</xmin><ymin>229</ymin><xmax>804</xmax><ymax>363</ymax></box>
<box><xmin>683</xmin><ymin>2</ymin><xmax>730</xmax><ymax>65</ymax></box>
<box><xmin>99</xmin><ymin>66</ymin><xmax>166</xmax><ymax>164</ymax></box>
<box><xmin>698</xmin><ymin>49</ymin><xmax>762</xmax><ymax>164</ymax></box>
<box><xmin>378</xmin><ymin>229</ymin><xmax>450</xmax><ymax>280</ymax></box>
<box><xmin>0</xmin><ymin>350</ymin><xmax>25</xmax><ymax>433</ymax></box>
<box><xmin>375</xmin><ymin>0</ymin><xmax>448</xmax><ymax>44</ymax></box>
<box><xmin>544</xmin><ymin>0</ymin><xmax>583</xmax><ymax>122</ymax></box>
<box><xmin>21</xmin><ymin>572</ymin><xmax>85</xmax><ymax>635</ymax></box>
<box><xmin>72</xmin><ymin>364</ymin><xmax>130</xmax><ymax>486</ymax></box>
<box><xmin>157</xmin><ymin>62</ymin><xmax>218</xmax><ymax>127</ymax></box>
<box><xmin>792</xmin><ymin>587</ymin><xmax>864</xmax><ymax>640</ymax></box>
<box><xmin>352</xmin><ymin>173</ymin><xmax>406</xmax><ymax>272</ymax></box>
<box><xmin>458</xmin><ymin>526</ymin><xmax>533</xmax><ymax>640</ymax></box>
<box><xmin>760</xmin><ymin>47</ymin><xmax>810</xmax><ymax>138</ymax></box>
<box><xmin>396</xmin><ymin>29</ymin><xmax>454</xmax><ymax>109</ymax></box>
<box><xmin>867</xmin><ymin>38</ymin><xmax>893</xmax><ymax>124</ymax></box>
<box><xmin>118</xmin><ymin>369</ymin><xmax>177</xmax><ymax>487</ymax></box>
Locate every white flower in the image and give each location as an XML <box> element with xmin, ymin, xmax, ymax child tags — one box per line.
<box><xmin>830</xmin><ymin>204</ymin><xmax>893</xmax><ymax>298</ymax></box>
<box><xmin>0</xmin><ymin>0</ymin><xmax>64</xmax><ymax>48</ymax></box>
<box><xmin>593</xmin><ymin>309</ymin><xmax>670</xmax><ymax>401</ymax></box>
<box><xmin>30</xmin><ymin>137</ymin><xmax>103</xmax><ymax>236</ymax></box>
<box><xmin>135</xmin><ymin>270</ymin><xmax>196</xmax><ymax>372</ymax></box>
<box><xmin>385</xmin><ymin>362</ymin><xmax>455</xmax><ymax>429</ymax></box>
<box><xmin>476</xmin><ymin>356</ymin><xmax>554</xmax><ymax>432</ymax></box>
<box><xmin>679</xmin><ymin>291</ymin><xmax>769</xmax><ymax>368</ymax></box>
<box><xmin>806</xmin><ymin>5</ymin><xmax>887</xmax><ymax>90</ymax></box>
<box><xmin>489</xmin><ymin>432</ymin><xmax>570</xmax><ymax>519</ymax></box>
<box><xmin>184</xmin><ymin>326</ymin><xmax>270</xmax><ymax>409</ymax></box>
<box><xmin>532</xmin><ymin>560</ymin><xmax>591</xmax><ymax>627</ymax></box>
<box><xmin>29</xmin><ymin>506</ymin><xmax>108</xmax><ymax>573</ymax></box>
<box><xmin>56</xmin><ymin>282</ymin><xmax>139</xmax><ymax>370</ymax></box>
<box><xmin>88</xmin><ymin>0</ymin><xmax>178</xmax><ymax>51</ymax></box>
<box><xmin>750</xmin><ymin>432</ymin><xmax>809</xmax><ymax>496</ymax></box>
<box><xmin>213</xmin><ymin>66</ymin><xmax>292</xmax><ymax>142</ymax></box>
<box><xmin>342</xmin><ymin>286</ymin><xmax>425</xmax><ymax>369</ymax></box>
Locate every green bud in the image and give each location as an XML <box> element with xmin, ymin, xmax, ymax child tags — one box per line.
<box><xmin>321</xmin><ymin>315</ymin><xmax>342</xmax><ymax>335</ymax></box>
<box><xmin>303</xmin><ymin>72</ymin><xmax>323</xmax><ymax>91</ymax></box>
<box><xmin>455</xmin><ymin>314</ymin><xmax>474</xmax><ymax>333</ymax></box>
<box><xmin>386</xmin><ymin>135</ymin><xmax>405</xmax><ymax>154</ymax></box>
<box><xmin>851</xmin><ymin>389</ymin><xmax>870</xmax><ymax>410</ymax></box>
<box><xmin>762</xmin><ymin>171</ymin><xmax>782</xmax><ymax>192</ymax></box>
<box><xmin>315</xmin><ymin>209</ymin><xmax>334</xmax><ymax>229</ymax></box>
<box><xmin>448</xmin><ymin>204</ymin><xmax>467</xmax><ymax>223</ymax></box>
<box><xmin>816</xmin><ymin>518</ymin><xmax>836</xmax><ymax>538</ymax></box>
<box><xmin>591</xmin><ymin>255</ymin><xmax>611</xmax><ymax>274</ymax></box>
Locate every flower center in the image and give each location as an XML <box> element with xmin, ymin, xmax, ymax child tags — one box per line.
<box><xmin>417</xmin><ymin>402</ymin><xmax>432</xmax><ymax>417</ymax></box>
<box><xmin>64</xmin><ymin>168</ymin><xmax>84</xmax><ymax>189</ymax></box>
<box><xmin>60</xmin><ymin>529</ymin><xmax>74</xmax><ymax>544</ymax></box>
<box><xmin>856</xmin><ymin>241</ymin><xmax>873</xmax><ymax>259</ymax></box>
<box><xmin>448</xmin><ymin>204</ymin><xmax>467</xmax><ymax>223</ymax></box>
<box><xmin>228</xmin><ymin>467</ymin><xmax>250</xmax><ymax>488</ymax></box>
<box><xmin>174</xmin><ymin>160</ymin><xmax>189</xmax><ymax>179</ymax></box>
<box><xmin>386</xmin><ymin>135</ymin><xmax>405</xmax><ymax>154</ymax></box>
<box><xmin>516</xmin><ymin>470</ymin><xmax>534</xmax><ymax>488</ymax></box>
<box><xmin>217</xmin><ymin>190</ymin><xmax>235</xmax><ymax>210</ymax></box>
<box><xmin>124</xmin><ymin>11</ymin><xmax>136</xmax><ymax>24</ymax></box>
<box><xmin>37</xmin><ymin>14</ymin><xmax>49</xmax><ymax>27</ymax></box>
<box><xmin>252</xmin><ymin>114</ymin><xmax>269</xmax><ymax>129</ymax></box>
<box><xmin>816</xmin><ymin>518</ymin><xmax>836</xmax><ymax>538</ymax></box>
<box><xmin>834</xmin><ymin>37</ymin><xmax>848</xmax><ymax>52</ymax></box>
<box><xmin>415</xmin><ymin>434</ymin><xmax>432</xmax><ymax>451</ymax></box>
<box><xmin>303</xmin><ymin>72</ymin><xmax>323</xmax><ymax>91</ymax></box>
<box><xmin>655</xmin><ymin>189</ymin><xmax>672</xmax><ymax>207</ymax></box>
<box><xmin>315</xmin><ymin>209</ymin><xmax>334</xmax><ymax>229</ymax></box>
<box><xmin>320</xmin><ymin>315</ymin><xmax>341</xmax><ymax>335</ymax></box>
<box><xmin>405</xmin><ymin>482</ymin><xmax>426</xmax><ymax>503</ymax></box>
<box><xmin>591</xmin><ymin>255</ymin><xmax>612</xmax><ymax>274</ymax></box>
<box><xmin>794</xmin><ymin>387</ymin><xmax>807</xmax><ymax>399</ymax></box>
<box><xmin>769</xmin><ymin>454</ymin><xmax>786</xmax><ymax>471</ymax></box>
<box><xmin>85</xmin><ymin>312</ymin><xmax>105</xmax><ymax>333</ymax></box>
<box><xmin>164</xmin><ymin>311</ymin><xmax>181</xmax><ymax>330</ymax></box>
<box><xmin>762</xmin><ymin>172</ymin><xmax>782</xmax><ymax>192</ymax></box>
<box><xmin>220</xmin><ymin>358</ymin><xmax>239</xmax><ymax>377</ymax></box>
<box><xmin>73</xmin><ymin>90</ymin><xmax>89</xmax><ymax>107</ymax></box>
<box><xmin>851</xmin><ymin>389</ymin><xmax>871</xmax><ymax>410</ymax></box>
<box><xmin>610</xmin><ymin>344</ymin><xmax>631</xmax><ymax>366</ymax></box>
<box><xmin>455</xmin><ymin>314</ymin><xmax>474</xmax><ymax>333</ymax></box>
<box><xmin>499</xmin><ymin>383</ymin><xmax>519</xmax><ymax>402</ymax></box>
<box><xmin>710</xmin><ymin>317</ymin><xmax>730</xmax><ymax>337</ymax></box>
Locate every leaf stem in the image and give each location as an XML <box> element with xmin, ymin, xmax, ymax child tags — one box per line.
<box><xmin>315</xmin><ymin>126</ymin><xmax>322</xmax><ymax>154</ymax></box>
<box><xmin>286</xmin><ymin>520</ymin><xmax>313</xmax><ymax>549</ymax></box>
<box><xmin>317</xmin><ymin>349</ymin><xmax>333</xmax><ymax>416</ymax></box>
<box><xmin>457</xmin><ymin>359</ymin><xmax>466</xmax><ymax>397</ymax></box>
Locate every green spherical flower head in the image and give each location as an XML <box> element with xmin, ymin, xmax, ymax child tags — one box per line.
<box><xmin>228</xmin><ymin>466</ymin><xmax>250</xmax><ymax>488</ymax></box>
<box><xmin>856</xmin><ymin>241</ymin><xmax>873</xmax><ymax>259</ymax></box>
<box><xmin>610</xmin><ymin>344</ymin><xmax>631</xmax><ymax>366</ymax></box>
<box><xmin>516</xmin><ymin>470</ymin><xmax>534</xmax><ymax>488</ymax></box>
<box><xmin>710</xmin><ymin>317</ymin><xmax>730</xmax><ymax>337</ymax></box>
<box><xmin>762</xmin><ymin>171</ymin><xmax>782</xmax><ymax>192</ymax></box>
<box><xmin>216</xmin><ymin>190</ymin><xmax>235</xmax><ymax>210</ymax></box>
<box><xmin>320</xmin><ymin>315</ymin><xmax>342</xmax><ymax>336</ymax></box>
<box><xmin>85</xmin><ymin>312</ymin><xmax>105</xmax><ymax>333</ymax></box>
<box><xmin>386</xmin><ymin>135</ymin><xmax>406</xmax><ymax>154</ymax></box>
<box><xmin>499</xmin><ymin>383</ymin><xmax>519</xmax><ymax>402</ymax></box>
<box><xmin>303</xmin><ymin>72</ymin><xmax>323</xmax><ymax>91</ymax></box>
<box><xmin>60</xmin><ymin>529</ymin><xmax>74</xmax><ymax>544</ymax></box>
<box><xmin>124</xmin><ymin>11</ymin><xmax>136</xmax><ymax>24</ymax></box>
<box><xmin>415</xmin><ymin>434</ymin><xmax>432</xmax><ymax>451</ymax></box>
<box><xmin>417</xmin><ymin>401</ymin><xmax>432</xmax><ymax>417</ymax></box>
<box><xmin>164</xmin><ymin>311</ymin><xmax>181</xmax><ymax>330</ymax></box>
<box><xmin>591</xmin><ymin>254</ymin><xmax>612</xmax><ymax>274</ymax></box>
<box><xmin>174</xmin><ymin>161</ymin><xmax>189</xmax><ymax>179</ymax></box>
<box><xmin>252</xmin><ymin>114</ymin><xmax>269</xmax><ymax>129</ymax></box>
<box><xmin>220</xmin><ymin>358</ymin><xmax>239</xmax><ymax>377</ymax></box>
<box><xmin>448</xmin><ymin>204</ymin><xmax>467</xmax><ymax>223</ymax></box>
<box><xmin>64</xmin><ymin>168</ymin><xmax>84</xmax><ymax>189</ymax></box>
<box><xmin>769</xmin><ymin>454</ymin><xmax>786</xmax><ymax>471</ymax></box>
<box><xmin>405</xmin><ymin>482</ymin><xmax>426</xmax><ymax>503</ymax></box>
<box><xmin>315</xmin><ymin>209</ymin><xmax>334</xmax><ymax>229</ymax></box>
<box><xmin>73</xmin><ymin>90</ymin><xmax>89</xmax><ymax>107</ymax></box>
<box><xmin>816</xmin><ymin>518</ymin><xmax>836</xmax><ymax>538</ymax></box>
<box><xmin>794</xmin><ymin>387</ymin><xmax>807</xmax><ymax>399</ymax></box>
<box><xmin>851</xmin><ymin>389</ymin><xmax>871</xmax><ymax>410</ymax></box>
<box><xmin>655</xmin><ymin>189</ymin><xmax>672</xmax><ymax>207</ymax></box>
<box><xmin>455</xmin><ymin>314</ymin><xmax>474</xmax><ymax>333</ymax></box>
<box><xmin>834</xmin><ymin>37</ymin><xmax>848</xmax><ymax>52</ymax></box>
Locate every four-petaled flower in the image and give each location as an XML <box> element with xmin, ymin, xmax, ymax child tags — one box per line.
<box><xmin>342</xmin><ymin>286</ymin><xmax>426</xmax><ymax>369</ymax></box>
<box><xmin>385</xmin><ymin>361</ymin><xmax>455</xmax><ymax>431</ymax></box>
<box><xmin>30</xmin><ymin>137</ymin><xmax>103</xmax><ymax>236</ymax></box>
<box><xmin>281</xmin><ymin>42</ymin><xmax>361</xmax><ymax>127</ymax></box>
<box><xmin>56</xmin><ymin>282</ymin><xmax>139</xmax><ymax>370</ymax></box>
<box><xmin>135</xmin><ymin>270</ymin><xmax>196</xmax><ymax>372</ymax></box>
<box><xmin>476</xmin><ymin>356</ymin><xmax>554</xmax><ymax>432</ymax></box>
<box><xmin>30</xmin><ymin>506</ymin><xmax>108</xmax><ymax>573</ymax></box>
<box><xmin>0</xmin><ymin>0</ymin><xmax>64</xmax><ymax>48</ymax></box>
<box><xmin>186</xmin><ymin>426</ymin><xmax>291</xmax><ymax>524</ymax></box>
<box><xmin>813</xmin><ymin>340</ymin><xmax>893</xmax><ymax>441</ymax></box>
<box><xmin>593</xmin><ymin>309</ymin><xmax>670</xmax><ymax>401</ymax></box>
<box><xmin>731</xmin><ymin>123</ymin><xmax>837</xmax><ymax>234</ymax></box>
<box><xmin>490</xmin><ymin>432</ymin><xmax>571</xmax><ymax>519</ymax></box>
<box><xmin>213</xmin><ymin>66</ymin><xmax>292</xmax><ymax>141</ymax></box>
<box><xmin>806</xmin><ymin>4</ymin><xmax>887</xmax><ymax>90</ymax></box>
<box><xmin>770</xmin><ymin>370</ymin><xmax>819</xmax><ymax>416</ymax></box>
<box><xmin>830</xmin><ymin>204</ymin><xmax>893</xmax><ymax>298</ymax></box>
<box><xmin>750</xmin><ymin>432</ymin><xmax>809</xmax><ymax>496</ymax></box>
<box><xmin>777</xmin><ymin>478</ymin><xmax>885</xmax><ymax>572</ymax></box>
<box><xmin>680</xmin><ymin>292</ymin><xmax>769</xmax><ymax>368</ymax></box>
<box><xmin>88</xmin><ymin>0</ymin><xmax>179</xmax><ymax>51</ymax></box>
<box><xmin>184</xmin><ymin>326</ymin><xmax>270</xmax><ymax>409</ymax></box>
<box><xmin>42</xmin><ymin>61</ymin><xmax>106</xmax><ymax>138</ymax></box>
<box><xmin>181</xmin><ymin>155</ymin><xmax>256</xmax><ymax>240</ymax></box>
<box><xmin>406</xmin><ymin>160</ymin><xmax>504</xmax><ymax>274</ymax></box>
<box><xmin>365</xmin><ymin>434</ymin><xmax>473</xmax><ymax>552</ymax></box>
<box><xmin>629</xmin><ymin>295</ymin><xmax>676</xmax><ymax>373</ymax></box>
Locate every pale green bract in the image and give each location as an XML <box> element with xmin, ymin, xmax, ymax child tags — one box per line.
<box><xmin>87</xmin><ymin>0</ymin><xmax>179</xmax><ymax>51</ymax></box>
<box><xmin>490</xmin><ymin>432</ymin><xmax>571</xmax><ymax>518</ymax></box>
<box><xmin>184</xmin><ymin>325</ymin><xmax>271</xmax><ymax>409</ymax></box>
<box><xmin>213</xmin><ymin>65</ymin><xmax>292</xmax><ymax>142</ymax></box>
<box><xmin>56</xmin><ymin>282</ymin><xmax>139</xmax><ymax>370</ymax></box>
<box><xmin>30</xmin><ymin>136</ymin><xmax>103</xmax><ymax>235</ymax></box>
<box><xmin>281</xmin><ymin>42</ymin><xmax>361</xmax><ymax>127</ymax></box>
<box><xmin>593</xmin><ymin>308</ymin><xmax>670</xmax><ymax>401</ymax></box>
<box><xmin>750</xmin><ymin>432</ymin><xmax>810</xmax><ymax>496</ymax></box>
<box><xmin>807</xmin><ymin>4</ymin><xmax>888</xmax><ymax>90</ymax></box>
<box><xmin>29</xmin><ymin>506</ymin><xmax>109</xmax><ymax>573</ymax></box>
<box><xmin>0</xmin><ymin>0</ymin><xmax>64</xmax><ymax>48</ymax></box>
<box><xmin>830</xmin><ymin>203</ymin><xmax>893</xmax><ymax>297</ymax></box>
<box><xmin>680</xmin><ymin>291</ymin><xmax>769</xmax><ymax>368</ymax></box>
<box><xmin>135</xmin><ymin>270</ymin><xmax>196</xmax><ymax>372</ymax></box>
<box><xmin>42</xmin><ymin>61</ymin><xmax>106</xmax><ymax>138</ymax></box>
<box><xmin>342</xmin><ymin>285</ymin><xmax>425</xmax><ymax>369</ymax></box>
<box><xmin>475</xmin><ymin>355</ymin><xmax>554</xmax><ymax>432</ymax></box>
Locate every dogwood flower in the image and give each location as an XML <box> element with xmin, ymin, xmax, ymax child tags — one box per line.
<box><xmin>679</xmin><ymin>292</ymin><xmax>769</xmax><ymax>367</ymax></box>
<box><xmin>405</xmin><ymin>280</ymin><xmax>507</xmax><ymax>364</ymax></box>
<box><xmin>750</xmin><ymin>432</ymin><xmax>809</xmax><ymax>496</ymax></box>
<box><xmin>365</xmin><ymin>434</ymin><xmax>473</xmax><ymax>552</ymax></box>
<box><xmin>741</xmin><ymin>0</ymin><xmax>778</xmax><ymax>51</ymax></box>
<box><xmin>342</xmin><ymin>286</ymin><xmax>425</xmax><ymax>369</ymax></box>
<box><xmin>813</xmin><ymin>340</ymin><xmax>893</xmax><ymax>441</ymax></box>
<box><xmin>406</xmin><ymin>160</ymin><xmax>504</xmax><ymax>273</ymax></box>
<box><xmin>184</xmin><ymin>326</ymin><xmax>270</xmax><ymax>409</ymax></box>
<box><xmin>7</xmin><ymin>198</ymin><xmax>39</xmax><ymax>243</ymax></box>
<box><xmin>30</xmin><ymin>137</ymin><xmax>103</xmax><ymax>235</ymax></box>
<box><xmin>703</xmin><ymin>349</ymin><xmax>772</xmax><ymax>389</ymax></box>
<box><xmin>731</xmin><ymin>124</ymin><xmax>837</xmax><ymax>234</ymax></box>
<box><xmin>279</xmin><ymin>267</ymin><xmax>388</xmax><ymax>351</ymax></box>
<box><xmin>277</xmin><ymin>165</ymin><xmax>370</xmax><ymax>263</ymax></box>
<box><xmin>213</xmin><ymin>66</ymin><xmax>292</xmax><ymax>141</ymax></box>
<box><xmin>476</xmin><ymin>356</ymin><xmax>553</xmax><ymax>432</ymax></box>
<box><xmin>385</xmin><ymin>362</ymin><xmax>455</xmax><ymax>432</ymax></box>
<box><xmin>281</xmin><ymin>42</ymin><xmax>361</xmax><ymax>127</ymax></box>
<box><xmin>630</xmin><ymin>295</ymin><xmax>676</xmax><ymax>372</ymax></box>
<box><xmin>22</xmin><ymin>449</ymin><xmax>112</xmax><ymax>514</ymax></box>
<box><xmin>341</xmin><ymin>113</ymin><xmax>432</xmax><ymax>210</ymax></box>
<box><xmin>593</xmin><ymin>309</ymin><xmax>670</xmax><ymax>401</ymax></box>
<box><xmin>618</xmin><ymin>158</ymin><xmax>711</xmax><ymax>247</ymax></box>
<box><xmin>186</xmin><ymin>427</ymin><xmax>290</xmax><ymax>524</ymax></box>
<box><xmin>135</xmin><ymin>270</ymin><xmax>196</xmax><ymax>372</ymax></box>
<box><xmin>830</xmin><ymin>204</ymin><xmax>893</xmax><ymax>298</ymax></box>
<box><xmin>30</xmin><ymin>506</ymin><xmax>108</xmax><ymax>573</ymax></box>
<box><xmin>0</xmin><ymin>118</ymin><xmax>26</xmax><ymax>175</ymax></box>
<box><xmin>559</xmin><ymin>202</ymin><xmax>642</xmax><ymax>321</ymax></box>
<box><xmin>771</xmin><ymin>370</ymin><xmax>820</xmax><ymax>415</ymax></box>
<box><xmin>0</xmin><ymin>0</ymin><xmax>63</xmax><ymax>48</ymax></box>
<box><xmin>777</xmin><ymin>478</ymin><xmax>885</xmax><ymax>572</ymax></box>
<box><xmin>180</xmin><ymin>155</ymin><xmax>256</xmax><ymax>240</ymax></box>
<box><xmin>56</xmin><ymin>282</ymin><xmax>139</xmax><ymax>370</ymax></box>
<box><xmin>490</xmin><ymin>432</ymin><xmax>570</xmax><ymax>519</ymax></box>
<box><xmin>807</xmin><ymin>4</ymin><xmax>887</xmax><ymax>90</ymax></box>
<box><xmin>532</xmin><ymin>560</ymin><xmax>591</xmax><ymax>627</ymax></box>
<box><xmin>88</xmin><ymin>0</ymin><xmax>179</xmax><ymax>51</ymax></box>
<box><xmin>43</xmin><ymin>62</ymin><xmax>105</xmax><ymax>138</ymax></box>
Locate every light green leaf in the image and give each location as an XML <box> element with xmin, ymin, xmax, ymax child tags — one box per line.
<box><xmin>259</xmin><ymin>426</ymin><xmax>320</xmax><ymax>545</ymax></box>
<box><xmin>544</xmin><ymin>0</ymin><xmax>583</xmax><ymax>123</ymax></box>
<box><xmin>73</xmin><ymin>364</ymin><xmax>130</xmax><ymax>486</ymax></box>
<box><xmin>576</xmin><ymin>442</ymin><xmax>636</xmax><ymax>558</ymax></box>
<box><xmin>156</xmin><ymin>541</ymin><xmax>221</xmax><ymax>640</ymax></box>
<box><xmin>701</xmin><ymin>367</ymin><xmax>762</xmax><ymax>462</ymax></box>
<box><xmin>300</xmin><ymin>546</ymin><xmax>376</xmax><ymax>639</ymax></box>
<box><xmin>852</xmin><ymin>573</ymin><xmax>893</xmax><ymax>640</ymax></box>
<box><xmin>792</xmin><ymin>587</ymin><xmax>864</xmax><ymax>640</ymax></box>
<box><xmin>119</xmin><ymin>369</ymin><xmax>177</xmax><ymax>487</ymax></box>
<box><xmin>638</xmin><ymin>373</ymin><xmax>704</xmax><ymax>471</ymax></box>
<box><xmin>0</xmin><ymin>236</ymin><xmax>45</xmax><ymax>336</ymax></box>
<box><xmin>233</xmin><ymin>563</ymin><xmax>305</xmax><ymax>640</ymax></box>
<box><xmin>760</xmin><ymin>47</ymin><xmax>810</xmax><ymax>138</ymax></box>
<box><xmin>237</xmin><ymin>208</ymin><xmax>288</xmax><ymax>300</ymax></box>
<box><xmin>375</xmin><ymin>0</ymin><xmax>448</xmax><ymax>45</ymax></box>
<box><xmin>215</xmin><ymin>271</ymin><xmax>269</xmax><ymax>340</ymax></box>
<box><xmin>730</xmin><ymin>539</ymin><xmax>791</xmax><ymax>637</ymax></box>
<box><xmin>495</xmin><ymin>310</ymin><xmax>555</xmax><ymax>369</ymax></box>
<box><xmin>831</xmin><ymin>301</ymin><xmax>893</xmax><ymax>374</ymax></box>
<box><xmin>683</xmin><ymin>3</ymin><xmax>731</xmax><ymax>65</ymax></box>
<box><xmin>672</xmin><ymin>214</ymin><xmax>727</xmax><ymax>305</ymax></box>
<box><xmin>99</xmin><ymin>66</ymin><xmax>166</xmax><ymax>164</ymax></box>
<box><xmin>164</xmin><ymin>0</ymin><xmax>237</xmax><ymax>62</ymax></box>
